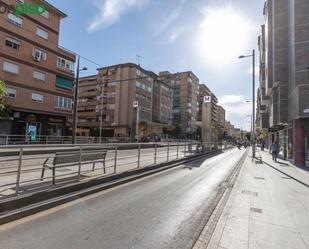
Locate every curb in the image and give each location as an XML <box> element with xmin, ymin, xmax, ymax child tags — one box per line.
<box><xmin>262</xmin><ymin>161</ymin><xmax>309</xmax><ymax>188</ymax></box>
<box><xmin>0</xmin><ymin>150</ymin><xmax>223</xmax><ymax>225</ymax></box>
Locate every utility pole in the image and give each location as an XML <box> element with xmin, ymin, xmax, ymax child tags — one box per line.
<box><xmin>72</xmin><ymin>55</ymin><xmax>80</xmax><ymax>144</ymax></box>
<box><xmin>99</xmin><ymin>68</ymin><xmax>108</xmax><ymax>142</ymax></box>
<box><xmin>72</xmin><ymin>55</ymin><xmax>87</xmax><ymax>144</ymax></box>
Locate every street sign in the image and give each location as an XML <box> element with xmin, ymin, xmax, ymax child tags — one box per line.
<box><xmin>133</xmin><ymin>101</ymin><xmax>139</xmax><ymax>108</ymax></box>
<box><xmin>204</xmin><ymin>96</ymin><xmax>211</xmax><ymax>103</ymax></box>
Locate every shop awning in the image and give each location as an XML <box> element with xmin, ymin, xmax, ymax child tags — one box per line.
<box><xmin>56</xmin><ymin>76</ymin><xmax>73</xmax><ymax>90</ymax></box>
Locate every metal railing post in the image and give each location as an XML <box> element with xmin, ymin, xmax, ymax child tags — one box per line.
<box><xmin>5</xmin><ymin>135</ymin><xmax>8</xmax><ymax>146</ymax></box>
<box><xmin>137</xmin><ymin>144</ymin><xmax>141</xmax><ymax>168</ymax></box>
<box><xmin>176</xmin><ymin>142</ymin><xmax>179</xmax><ymax>159</ymax></box>
<box><xmin>154</xmin><ymin>143</ymin><xmax>157</xmax><ymax>165</ymax></box>
<box><xmin>77</xmin><ymin>146</ymin><xmax>82</xmax><ymax>181</ymax></box>
<box><xmin>167</xmin><ymin>142</ymin><xmax>170</xmax><ymax>161</ymax></box>
<box><xmin>46</xmin><ymin>136</ymin><xmax>48</xmax><ymax>144</ymax></box>
<box><xmin>184</xmin><ymin>143</ymin><xmax>187</xmax><ymax>157</ymax></box>
<box><xmin>15</xmin><ymin>148</ymin><xmax>23</xmax><ymax>195</ymax></box>
<box><xmin>114</xmin><ymin>145</ymin><xmax>118</xmax><ymax>174</ymax></box>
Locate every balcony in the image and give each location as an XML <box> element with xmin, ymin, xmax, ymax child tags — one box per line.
<box><xmin>58</xmin><ymin>46</ymin><xmax>76</xmax><ymax>61</ymax></box>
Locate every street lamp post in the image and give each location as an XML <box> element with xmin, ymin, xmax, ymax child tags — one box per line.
<box><xmin>247</xmin><ymin>114</ymin><xmax>253</xmax><ymax>142</ymax></box>
<box><xmin>239</xmin><ymin>49</ymin><xmax>256</xmax><ymax>158</ymax></box>
<box><xmin>72</xmin><ymin>55</ymin><xmax>87</xmax><ymax>144</ymax></box>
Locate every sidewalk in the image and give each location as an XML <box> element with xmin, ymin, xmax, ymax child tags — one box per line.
<box><xmin>205</xmin><ymin>150</ymin><xmax>309</xmax><ymax>249</ymax></box>
<box><xmin>258</xmin><ymin>149</ymin><xmax>309</xmax><ymax>186</ymax></box>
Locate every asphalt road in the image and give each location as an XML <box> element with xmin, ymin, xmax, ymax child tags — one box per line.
<box><xmin>0</xmin><ymin>148</ymin><xmax>245</xmax><ymax>249</ymax></box>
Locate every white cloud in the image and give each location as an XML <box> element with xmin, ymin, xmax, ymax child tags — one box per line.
<box><xmin>153</xmin><ymin>8</ymin><xmax>181</xmax><ymax>36</ymax></box>
<box><xmin>88</xmin><ymin>0</ymin><xmax>148</xmax><ymax>31</ymax></box>
<box><xmin>219</xmin><ymin>95</ymin><xmax>244</xmax><ymax>105</ymax></box>
<box><xmin>219</xmin><ymin>95</ymin><xmax>252</xmax><ymax>131</ymax></box>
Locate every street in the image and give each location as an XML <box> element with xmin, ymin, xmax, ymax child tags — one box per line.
<box><xmin>0</xmin><ymin>148</ymin><xmax>245</xmax><ymax>249</ymax></box>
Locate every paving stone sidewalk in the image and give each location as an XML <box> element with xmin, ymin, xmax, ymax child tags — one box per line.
<box><xmin>204</xmin><ymin>149</ymin><xmax>309</xmax><ymax>249</ymax></box>
<box><xmin>258</xmin><ymin>149</ymin><xmax>309</xmax><ymax>186</ymax></box>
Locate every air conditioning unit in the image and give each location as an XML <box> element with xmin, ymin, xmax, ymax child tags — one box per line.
<box><xmin>33</xmin><ymin>54</ymin><xmax>41</xmax><ymax>62</ymax></box>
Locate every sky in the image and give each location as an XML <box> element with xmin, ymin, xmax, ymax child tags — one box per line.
<box><xmin>49</xmin><ymin>0</ymin><xmax>265</xmax><ymax>131</ymax></box>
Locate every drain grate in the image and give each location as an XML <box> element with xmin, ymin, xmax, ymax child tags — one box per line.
<box><xmin>241</xmin><ymin>190</ymin><xmax>258</xmax><ymax>196</ymax></box>
<box><xmin>254</xmin><ymin>177</ymin><xmax>265</xmax><ymax>180</ymax></box>
<box><xmin>250</xmin><ymin>207</ymin><xmax>263</xmax><ymax>214</ymax></box>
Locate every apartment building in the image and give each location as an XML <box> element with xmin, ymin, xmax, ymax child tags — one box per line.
<box><xmin>0</xmin><ymin>0</ymin><xmax>75</xmax><ymax>138</ymax></box>
<box><xmin>158</xmin><ymin>71</ymin><xmax>199</xmax><ymax>135</ymax></box>
<box><xmin>78</xmin><ymin>63</ymin><xmax>172</xmax><ymax>138</ymax></box>
<box><xmin>257</xmin><ymin>0</ymin><xmax>309</xmax><ymax>166</ymax></box>
<box><xmin>217</xmin><ymin>105</ymin><xmax>226</xmax><ymax>129</ymax></box>
<box><xmin>197</xmin><ymin>84</ymin><xmax>218</xmax><ymax>123</ymax></box>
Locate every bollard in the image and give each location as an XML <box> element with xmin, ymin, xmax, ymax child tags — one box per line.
<box><xmin>15</xmin><ymin>148</ymin><xmax>23</xmax><ymax>195</ymax></box>
<box><xmin>77</xmin><ymin>146</ymin><xmax>82</xmax><ymax>181</ymax></box>
<box><xmin>137</xmin><ymin>144</ymin><xmax>141</xmax><ymax>168</ymax></box>
<box><xmin>154</xmin><ymin>143</ymin><xmax>157</xmax><ymax>165</ymax></box>
<box><xmin>114</xmin><ymin>145</ymin><xmax>118</xmax><ymax>174</ymax></box>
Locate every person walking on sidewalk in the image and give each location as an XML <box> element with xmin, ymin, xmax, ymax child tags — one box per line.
<box><xmin>271</xmin><ymin>141</ymin><xmax>279</xmax><ymax>162</ymax></box>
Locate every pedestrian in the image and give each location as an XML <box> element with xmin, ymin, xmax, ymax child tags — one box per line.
<box><xmin>261</xmin><ymin>141</ymin><xmax>265</xmax><ymax>151</ymax></box>
<box><xmin>271</xmin><ymin>141</ymin><xmax>278</xmax><ymax>161</ymax></box>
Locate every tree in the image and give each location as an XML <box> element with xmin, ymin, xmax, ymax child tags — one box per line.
<box><xmin>244</xmin><ymin>132</ymin><xmax>251</xmax><ymax>142</ymax></box>
<box><xmin>0</xmin><ymin>80</ymin><xmax>9</xmax><ymax>117</ymax></box>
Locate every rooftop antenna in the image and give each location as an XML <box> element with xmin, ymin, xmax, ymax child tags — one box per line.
<box><xmin>136</xmin><ymin>54</ymin><xmax>142</xmax><ymax>66</ymax></box>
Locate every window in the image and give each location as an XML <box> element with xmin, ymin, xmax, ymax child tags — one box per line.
<box><xmin>57</xmin><ymin>57</ymin><xmax>74</xmax><ymax>71</ymax></box>
<box><xmin>5</xmin><ymin>37</ymin><xmax>21</xmax><ymax>50</ymax></box>
<box><xmin>3</xmin><ymin>61</ymin><xmax>19</xmax><ymax>74</ymax></box>
<box><xmin>39</xmin><ymin>7</ymin><xmax>49</xmax><ymax>18</ymax></box>
<box><xmin>33</xmin><ymin>48</ymin><xmax>47</xmax><ymax>61</ymax></box>
<box><xmin>107</xmin><ymin>104</ymin><xmax>115</xmax><ymax>110</ymax></box>
<box><xmin>54</xmin><ymin>96</ymin><xmax>72</xmax><ymax>109</ymax></box>
<box><xmin>36</xmin><ymin>27</ymin><xmax>48</xmax><ymax>39</ymax></box>
<box><xmin>32</xmin><ymin>93</ymin><xmax>43</xmax><ymax>103</ymax></box>
<box><xmin>33</xmin><ymin>71</ymin><xmax>45</xmax><ymax>81</ymax></box>
<box><xmin>8</xmin><ymin>12</ymin><xmax>22</xmax><ymax>27</ymax></box>
<box><xmin>6</xmin><ymin>88</ymin><xmax>16</xmax><ymax>98</ymax></box>
<box><xmin>109</xmin><ymin>80</ymin><xmax>118</xmax><ymax>86</ymax></box>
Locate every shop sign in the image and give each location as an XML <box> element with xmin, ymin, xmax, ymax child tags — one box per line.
<box><xmin>26</xmin><ymin>114</ymin><xmax>36</xmax><ymax>123</ymax></box>
<box><xmin>133</xmin><ymin>101</ymin><xmax>139</xmax><ymax>108</ymax></box>
<box><xmin>204</xmin><ymin>96</ymin><xmax>211</xmax><ymax>103</ymax></box>
<box><xmin>49</xmin><ymin>118</ymin><xmax>63</xmax><ymax>123</ymax></box>
<box><xmin>27</xmin><ymin>125</ymin><xmax>37</xmax><ymax>141</ymax></box>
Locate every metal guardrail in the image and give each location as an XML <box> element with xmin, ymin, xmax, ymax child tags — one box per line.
<box><xmin>0</xmin><ymin>135</ymin><xmax>199</xmax><ymax>147</ymax></box>
<box><xmin>0</xmin><ymin>142</ymin><xmax>234</xmax><ymax>199</ymax></box>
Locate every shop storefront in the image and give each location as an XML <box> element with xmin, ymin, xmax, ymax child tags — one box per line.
<box><xmin>11</xmin><ymin>111</ymin><xmax>67</xmax><ymax>140</ymax></box>
<box><xmin>268</xmin><ymin>124</ymin><xmax>289</xmax><ymax>160</ymax></box>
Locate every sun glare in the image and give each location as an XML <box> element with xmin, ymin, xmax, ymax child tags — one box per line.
<box><xmin>196</xmin><ymin>7</ymin><xmax>251</xmax><ymax>66</ymax></box>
